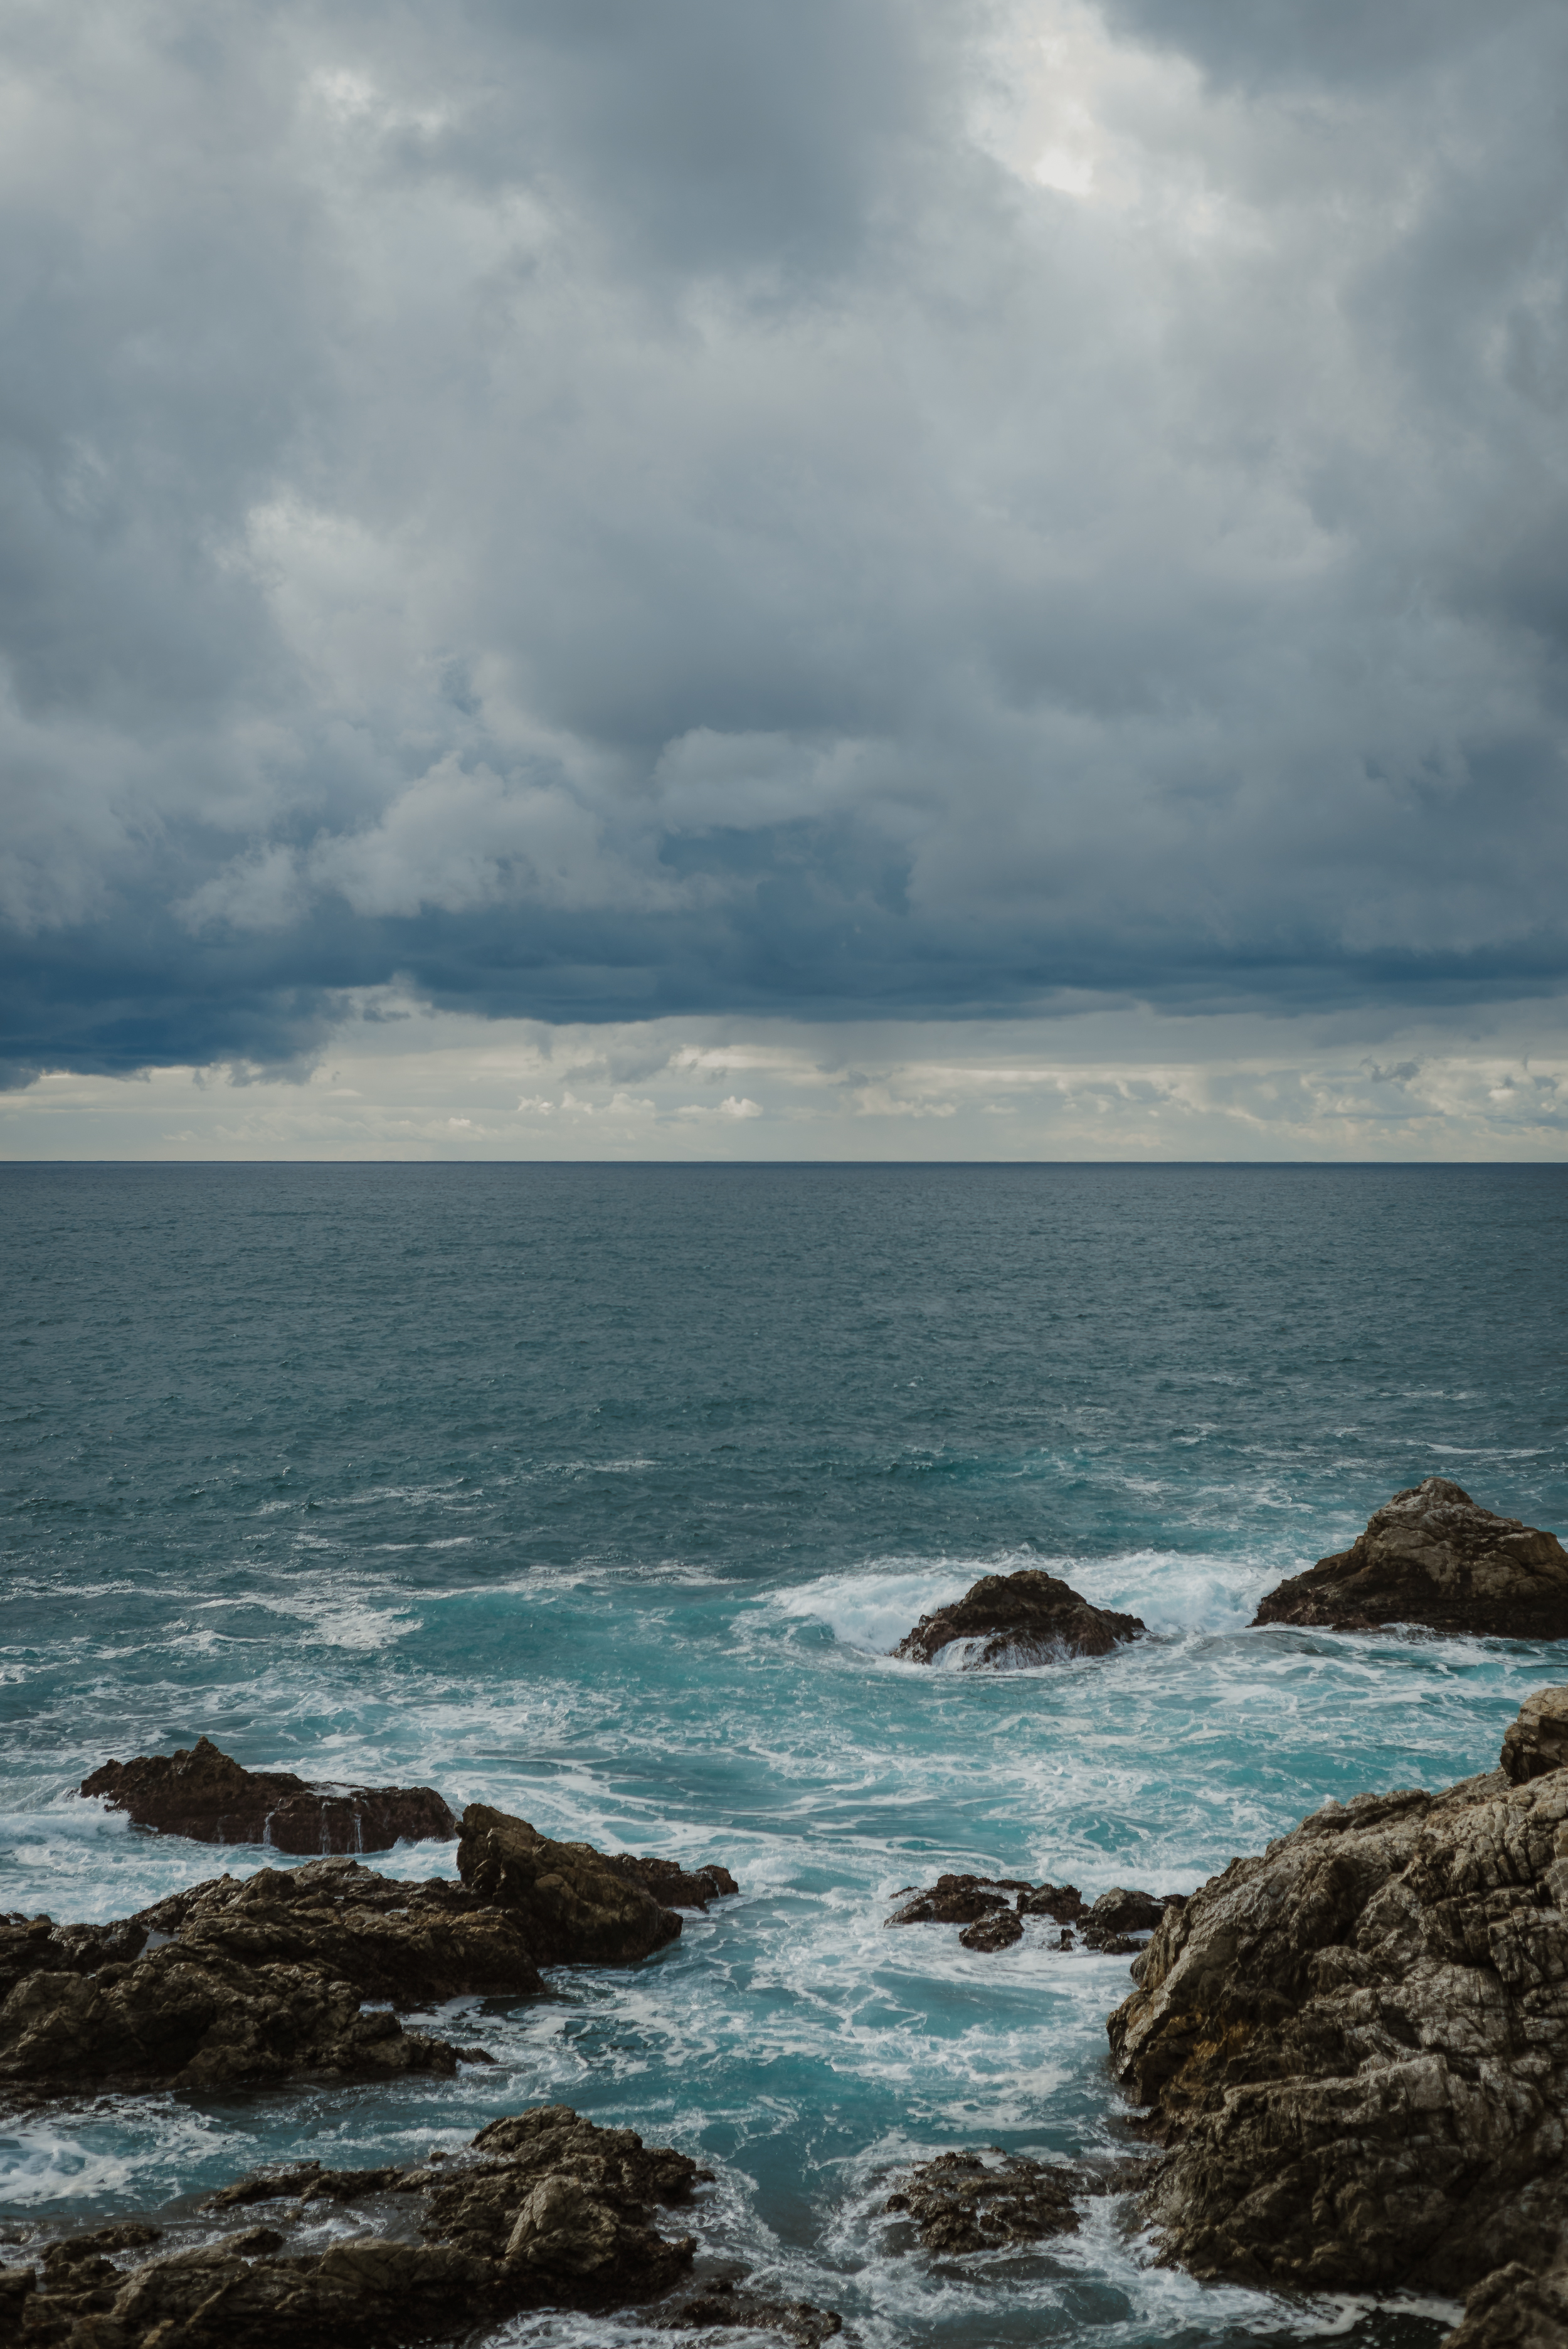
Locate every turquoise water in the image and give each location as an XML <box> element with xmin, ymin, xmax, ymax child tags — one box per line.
<box><xmin>4</xmin><ymin>1163</ymin><xmax>1567</xmax><ymax>2345</ymax></box>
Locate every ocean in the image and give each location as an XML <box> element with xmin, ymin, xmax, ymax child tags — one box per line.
<box><xmin>4</xmin><ymin>1161</ymin><xmax>1566</xmax><ymax>2346</ymax></box>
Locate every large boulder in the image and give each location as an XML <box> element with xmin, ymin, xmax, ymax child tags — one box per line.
<box><xmin>3</xmin><ymin>2106</ymin><xmax>707</xmax><ymax>2345</ymax></box>
<box><xmin>891</xmin><ymin>1569</ymin><xmax>1145</xmax><ymax>1668</ymax></box>
<box><xmin>457</xmin><ymin>1804</ymin><xmax>683</xmax><ymax>1963</ymax></box>
<box><xmin>1251</xmin><ymin>1480</ymin><xmax>1568</xmax><ymax>1638</ymax></box>
<box><xmin>1105</xmin><ymin>1690</ymin><xmax>1568</xmax><ymax>2298</ymax></box>
<box><xmin>81</xmin><ymin>1736</ymin><xmax>457</xmax><ymax>1853</ymax></box>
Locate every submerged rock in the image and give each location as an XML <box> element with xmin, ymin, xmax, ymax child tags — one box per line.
<box><xmin>1106</xmin><ymin>1690</ymin><xmax>1568</xmax><ymax>2298</ymax></box>
<box><xmin>882</xmin><ymin>2148</ymin><xmax>1089</xmax><ymax>2254</ymax></box>
<box><xmin>1251</xmin><ymin>1478</ymin><xmax>1568</xmax><ymax>1639</ymax></box>
<box><xmin>651</xmin><ymin>2278</ymin><xmax>843</xmax><ymax>2343</ymax></box>
<box><xmin>81</xmin><ymin>1735</ymin><xmax>458</xmax><ymax>1853</ymax></box>
<box><xmin>457</xmin><ymin>1802</ymin><xmax>684</xmax><ymax>1962</ymax></box>
<box><xmin>891</xmin><ymin>1569</ymin><xmax>1145</xmax><ymax>1668</ymax></box>
<box><xmin>3</xmin><ymin>2106</ymin><xmax>708</xmax><ymax>2345</ymax></box>
<box><xmin>887</xmin><ymin>1872</ymin><xmax>1181</xmax><ymax>1955</ymax></box>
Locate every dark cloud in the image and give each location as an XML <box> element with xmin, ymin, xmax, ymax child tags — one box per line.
<box><xmin>4</xmin><ymin>0</ymin><xmax>1568</xmax><ymax>1083</ymax></box>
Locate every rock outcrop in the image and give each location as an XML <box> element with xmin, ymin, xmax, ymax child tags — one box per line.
<box><xmin>82</xmin><ymin>1736</ymin><xmax>457</xmax><ymax>1853</ymax></box>
<box><xmin>605</xmin><ymin>1853</ymin><xmax>741</xmax><ymax>1911</ymax></box>
<box><xmin>457</xmin><ymin>1803</ymin><xmax>684</xmax><ymax>1963</ymax></box>
<box><xmin>892</xmin><ymin>1569</ymin><xmax>1145</xmax><ymax>1668</ymax></box>
<box><xmin>2</xmin><ymin>2106</ymin><xmax>707</xmax><ymax>2345</ymax></box>
<box><xmin>652</xmin><ymin>2280</ymin><xmax>842</xmax><ymax>2343</ymax></box>
<box><xmin>1443</xmin><ymin>2262</ymin><xmax>1568</xmax><ymax>2349</ymax></box>
<box><xmin>884</xmin><ymin>2150</ymin><xmax>1083</xmax><ymax>2253</ymax></box>
<box><xmin>2</xmin><ymin>1806</ymin><xmax>737</xmax><ymax>2103</ymax></box>
<box><xmin>1106</xmin><ymin>1691</ymin><xmax>1568</xmax><ymax>2298</ymax></box>
<box><xmin>1251</xmin><ymin>1479</ymin><xmax>1568</xmax><ymax>1640</ymax></box>
<box><xmin>888</xmin><ymin>1872</ymin><xmax>1182</xmax><ymax>1954</ymax></box>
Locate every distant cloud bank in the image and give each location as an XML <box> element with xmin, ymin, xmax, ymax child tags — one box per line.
<box><xmin>4</xmin><ymin>0</ymin><xmax>1567</xmax><ymax>1111</ymax></box>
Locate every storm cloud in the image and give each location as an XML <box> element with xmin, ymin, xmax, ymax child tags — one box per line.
<box><xmin>4</xmin><ymin>0</ymin><xmax>1568</xmax><ymax>1084</ymax></box>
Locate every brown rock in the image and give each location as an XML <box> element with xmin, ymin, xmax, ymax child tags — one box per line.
<box><xmin>1443</xmin><ymin>2262</ymin><xmax>1568</xmax><ymax>2349</ymax></box>
<box><xmin>887</xmin><ymin>1873</ymin><xmax>1027</xmax><ymax>1929</ymax></box>
<box><xmin>892</xmin><ymin>1569</ymin><xmax>1145</xmax><ymax>1668</ymax></box>
<box><xmin>1503</xmin><ymin>1687</ymin><xmax>1568</xmax><ymax>1786</ymax></box>
<box><xmin>959</xmin><ymin>1909</ymin><xmax>1024</xmax><ymax>1952</ymax></box>
<box><xmin>457</xmin><ymin>1803</ymin><xmax>682</xmax><ymax>1963</ymax></box>
<box><xmin>1251</xmin><ymin>1479</ymin><xmax>1568</xmax><ymax>1639</ymax></box>
<box><xmin>9</xmin><ymin>2105</ymin><xmax>707</xmax><ymax>2345</ymax></box>
<box><xmin>652</xmin><ymin>2280</ymin><xmax>842</xmax><ymax>2344</ymax></box>
<box><xmin>81</xmin><ymin>1735</ymin><xmax>457</xmax><ymax>1853</ymax></box>
<box><xmin>605</xmin><ymin>1853</ymin><xmax>739</xmax><ymax>1910</ymax></box>
<box><xmin>883</xmin><ymin>2149</ymin><xmax>1082</xmax><ymax>2254</ymax></box>
<box><xmin>1105</xmin><ymin>1690</ymin><xmax>1568</xmax><ymax>2296</ymax></box>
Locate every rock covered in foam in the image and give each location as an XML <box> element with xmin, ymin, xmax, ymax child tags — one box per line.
<box><xmin>2</xmin><ymin>2106</ymin><xmax>709</xmax><ymax>2344</ymax></box>
<box><xmin>1105</xmin><ymin>1688</ymin><xmax>1568</xmax><ymax>2299</ymax></box>
<box><xmin>80</xmin><ymin>1735</ymin><xmax>457</xmax><ymax>1853</ymax></box>
<box><xmin>1251</xmin><ymin>1478</ymin><xmax>1568</xmax><ymax>1639</ymax></box>
<box><xmin>891</xmin><ymin>1568</ymin><xmax>1145</xmax><ymax>1668</ymax></box>
<box><xmin>886</xmin><ymin>1872</ymin><xmax>1184</xmax><ymax>1954</ymax></box>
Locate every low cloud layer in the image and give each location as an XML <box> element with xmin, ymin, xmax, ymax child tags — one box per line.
<box><xmin>4</xmin><ymin>0</ymin><xmax>1568</xmax><ymax>1088</ymax></box>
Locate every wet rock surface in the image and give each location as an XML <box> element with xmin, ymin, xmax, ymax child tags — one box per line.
<box><xmin>3</xmin><ymin>2106</ymin><xmax>709</xmax><ymax>2345</ymax></box>
<box><xmin>1251</xmin><ymin>1478</ymin><xmax>1568</xmax><ymax>1639</ymax></box>
<box><xmin>1107</xmin><ymin>1691</ymin><xmax>1568</xmax><ymax>2298</ymax></box>
<box><xmin>1</xmin><ymin>1815</ymin><xmax>738</xmax><ymax>2106</ymax></box>
<box><xmin>884</xmin><ymin>2148</ymin><xmax>1084</xmax><ymax>2254</ymax></box>
<box><xmin>1503</xmin><ymin>1687</ymin><xmax>1568</xmax><ymax>1787</ymax></box>
<box><xmin>457</xmin><ymin>1802</ymin><xmax>686</xmax><ymax>1962</ymax></box>
<box><xmin>605</xmin><ymin>1853</ymin><xmax>741</xmax><ymax>1911</ymax></box>
<box><xmin>650</xmin><ymin>2279</ymin><xmax>843</xmax><ymax>2343</ymax></box>
<box><xmin>1443</xmin><ymin>2262</ymin><xmax>1568</xmax><ymax>2349</ymax></box>
<box><xmin>81</xmin><ymin>1736</ymin><xmax>458</xmax><ymax>1853</ymax></box>
<box><xmin>887</xmin><ymin>1873</ymin><xmax>1183</xmax><ymax>1954</ymax></box>
<box><xmin>893</xmin><ymin>1568</ymin><xmax>1146</xmax><ymax>1668</ymax></box>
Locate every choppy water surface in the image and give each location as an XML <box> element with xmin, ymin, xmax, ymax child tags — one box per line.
<box><xmin>4</xmin><ymin>1163</ymin><xmax>1567</xmax><ymax>2347</ymax></box>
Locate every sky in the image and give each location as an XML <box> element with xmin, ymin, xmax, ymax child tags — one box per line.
<box><xmin>3</xmin><ymin>0</ymin><xmax>1567</xmax><ymax>1160</ymax></box>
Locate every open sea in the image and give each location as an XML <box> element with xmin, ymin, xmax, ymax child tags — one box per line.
<box><xmin>3</xmin><ymin>1162</ymin><xmax>1567</xmax><ymax>2347</ymax></box>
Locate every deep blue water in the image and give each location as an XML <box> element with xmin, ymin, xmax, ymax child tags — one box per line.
<box><xmin>3</xmin><ymin>1162</ymin><xmax>1567</xmax><ymax>2346</ymax></box>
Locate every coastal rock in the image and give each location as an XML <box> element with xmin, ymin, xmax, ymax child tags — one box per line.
<box><xmin>6</xmin><ymin>2106</ymin><xmax>706</xmax><ymax>2344</ymax></box>
<box><xmin>1502</xmin><ymin>1687</ymin><xmax>1568</xmax><ymax>1786</ymax></box>
<box><xmin>457</xmin><ymin>1803</ymin><xmax>684</xmax><ymax>1963</ymax></box>
<box><xmin>892</xmin><ymin>1569</ymin><xmax>1145</xmax><ymax>1668</ymax></box>
<box><xmin>1251</xmin><ymin>1479</ymin><xmax>1568</xmax><ymax>1639</ymax></box>
<box><xmin>81</xmin><ymin>1735</ymin><xmax>458</xmax><ymax>1853</ymax></box>
<box><xmin>1443</xmin><ymin>2262</ymin><xmax>1568</xmax><ymax>2349</ymax></box>
<box><xmin>1106</xmin><ymin>1691</ymin><xmax>1568</xmax><ymax>2296</ymax></box>
<box><xmin>0</xmin><ymin>1857</ymin><xmax>548</xmax><ymax>2100</ymax></box>
<box><xmin>652</xmin><ymin>2280</ymin><xmax>843</xmax><ymax>2343</ymax></box>
<box><xmin>605</xmin><ymin>1853</ymin><xmax>740</xmax><ymax>1911</ymax></box>
<box><xmin>888</xmin><ymin>1872</ymin><xmax>1179</xmax><ymax>1955</ymax></box>
<box><xmin>883</xmin><ymin>2149</ymin><xmax>1082</xmax><ymax>2253</ymax></box>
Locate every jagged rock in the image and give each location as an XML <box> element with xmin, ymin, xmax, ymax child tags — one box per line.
<box><xmin>1443</xmin><ymin>2262</ymin><xmax>1568</xmax><ymax>2349</ymax></box>
<box><xmin>7</xmin><ymin>2106</ymin><xmax>707</xmax><ymax>2344</ymax></box>
<box><xmin>887</xmin><ymin>1873</ymin><xmax>1032</xmax><ymax>1928</ymax></box>
<box><xmin>892</xmin><ymin>1569</ymin><xmax>1145</xmax><ymax>1668</ymax></box>
<box><xmin>652</xmin><ymin>2279</ymin><xmax>843</xmax><ymax>2343</ymax></box>
<box><xmin>1252</xmin><ymin>1479</ymin><xmax>1568</xmax><ymax>1639</ymax></box>
<box><xmin>883</xmin><ymin>2149</ymin><xmax>1083</xmax><ymax>2254</ymax></box>
<box><xmin>1106</xmin><ymin>1690</ymin><xmax>1568</xmax><ymax>2296</ymax></box>
<box><xmin>0</xmin><ymin>1857</ymin><xmax>548</xmax><ymax>2101</ymax></box>
<box><xmin>1503</xmin><ymin>1688</ymin><xmax>1568</xmax><ymax>1786</ymax></box>
<box><xmin>457</xmin><ymin>1803</ymin><xmax>683</xmax><ymax>1963</ymax></box>
<box><xmin>888</xmin><ymin>1873</ymin><xmax>1177</xmax><ymax>1956</ymax></box>
<box><xmin>960</xmin><ymin>1910</ymin><xmax>1023</xmax><ymax>1951</ymax></box>
<box><xmin>605</xmin><ymin>1853</ymin><xmax>740</xmax><ymax>1911</ymax></box>
<box><xmin>82</xmin><ymin>1735</ymin><xmax>458</xmax><ymax>1852</ymax></box>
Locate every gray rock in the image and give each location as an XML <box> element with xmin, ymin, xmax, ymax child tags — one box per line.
<box><xmin>1107</xmin><ymin>1690</ymin><xmax>1568</xmax><ymax>2296</ymax></box>
<box><xmin>1252</xmin><ymin>1478</ymin><xmax>1568</xmax><ymax>1638</ymax></box>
